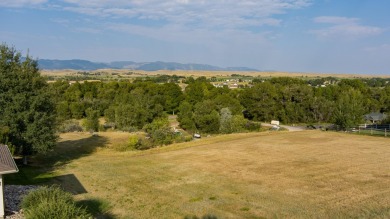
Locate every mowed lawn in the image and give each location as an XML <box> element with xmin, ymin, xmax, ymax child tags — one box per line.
<box><xmin>43</xmin><ymin>131</ymin><xmax>390</xmax><ymax>218</ymax></box>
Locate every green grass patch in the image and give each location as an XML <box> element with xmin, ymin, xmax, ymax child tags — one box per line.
<box><xmin>77</xmin><ymin>198</ymin><xmax>114</xmax><ymax>219</ymax></box>
<box><xmin>5</xmin><ymin>165</ymin><xmax>57</xmax><ymax>185</ymax></box>
<box><xmin>189</xmin><ymin>197</ymin><xmax>203</xmax><ymax>202</ymax></box>
<box><xmin>240</xmin><ymin>207</ymin><xmax>250</xmax><ymax>211</ymax></box>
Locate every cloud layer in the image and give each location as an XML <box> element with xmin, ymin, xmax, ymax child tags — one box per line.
<box><xmin>310</xmin><ymin>16</ymin><xmax>383</xmax><ymax>39</ymax></box>
<box><xmin>59</xmin><ymin>0</ymin><xmax>311</xmax><ymax>30</ymax></box>
<box><xmin>2</xmin><ymin>0</ymin><xmax>389</xmax><ymax>74</ymax></box>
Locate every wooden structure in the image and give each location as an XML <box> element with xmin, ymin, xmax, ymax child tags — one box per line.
<box><xmin>0</xmin><ymin>144</ymin><xmax>18</xmax><ymax>218</ymax></box>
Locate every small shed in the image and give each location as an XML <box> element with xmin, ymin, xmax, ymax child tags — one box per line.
<box><xmin>0</xmin><ymin>144</ymin><xmax>18</xmax><ymax>218</ymax></box>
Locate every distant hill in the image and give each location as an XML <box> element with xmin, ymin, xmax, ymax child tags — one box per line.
<box><xmin>38</xmin><ymin>59</ymin><xmax>110</xmax><ymax>70</ymax></box>
<box><xmin>37</xmin><ymin>59</ymin><xmax>258</xmax><ymax>71</ymax></box>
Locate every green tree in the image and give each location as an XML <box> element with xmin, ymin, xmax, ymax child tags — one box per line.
<box><xmin>56</xmin><ymin>101</ymin><xmax>71</xmax><ymax>122</ymax></box>
<box><xmin>83</xmin><ymin>108</ymin><xmax>99</xmax><ymax>132</ymax></box>
<box><xmin>159</xmin><ymin>83</ymin><xmax>184</xmax><ymax>114</ymax></box>
<box><xmin>219</xmin><ymin>108</ymin><xmax>233</xmax><ymax>133</ymax></box>
<box><xmin>69</xmin><ymin>102</ymin><xmax>85</xmax><ymax>119</ymax></box>
<box><xmin>333</xmin><ymin>89</ymin><xmax>366</xmax><ymax>130</ymax></box>
<box><xmin>231</xmin><ymin>114</ymin><xmax>248</xmax><ymax>132</ymax></box>
<box><xmin>0</xmin><ymin>44</ymin><xmax>57</xmax><ymax>162</ymax></box>
<box><xmin>143</xmin><ymin>117</ymin><xmax>174</xmax><ymax>146</ymax></box>
<box><xmin>193</xmin><ymin>100</ymin><xmax>220</xmax><ymax>133</ymax></box>
<box><xmin>178</xmin><ymin>101</ymin><xmax>196</xmax><ymax>131</ymax></box>
<box><xmin>240</xmin><ymin>82</ymin><xmax>278</xmax><ymax>122</ymax></box>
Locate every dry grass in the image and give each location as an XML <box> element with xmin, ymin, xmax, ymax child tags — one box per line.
<box><xmin>51</xmin><ymin>131</ymin><xmax>390</xmax><ymax>218</ymax></box>
<box><xmin>41</xmin><ymin>69</ymin><xmax>390</xmax><ymax>79</ymax></box>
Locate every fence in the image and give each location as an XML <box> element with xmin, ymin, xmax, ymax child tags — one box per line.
<box><xmin>354</xmin><ymin>124</ymin><xmax>390</xmax><ymax>137</ymax></box>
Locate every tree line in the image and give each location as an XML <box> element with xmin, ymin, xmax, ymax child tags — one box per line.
<box><xmin>1</xmin><ymin>44</ymin><xmax>390</xmax><ymax>157</ymax></box>
<box><xmin>50</xmin><ymin>75</ymin><xmax>390</xmax><ymax>133</ymax></box>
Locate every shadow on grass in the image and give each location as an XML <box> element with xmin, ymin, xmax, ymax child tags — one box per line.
<box><xmin>6</xmin><ymin>135</ymin><xmax>109</xmax><ymax>185</ymax></box>
<box><xmin>39</xmin><ymin>134</ymin><xmax>109</xmax><ymax>167</ymax></box>
<box><xmin>77</xmin><ymin>198</ymin><xmax>115</xmax><ymax>219</ymax></box>
<box><xmin>6</xmin><ymin>134</ymin><xmax>115</xmax><ymax>218</ymax></box>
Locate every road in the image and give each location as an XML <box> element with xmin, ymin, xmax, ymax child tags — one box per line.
<box><xmin>262</xmin><ymin>123</ymin><xmax>306</xmax><ymax>132</ymax></box>
<box><xmin>279</xmin><ymin>124</ymin><xmax>306</xmax><ymax>131</ymax></box>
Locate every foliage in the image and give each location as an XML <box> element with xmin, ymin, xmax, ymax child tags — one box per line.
<box><xmin>83</xmin><ymin>108</ymin><xmax>100</xmax><ymax>132</ymax></box>
<box><xmin>194</xmin><ymin>100</ymin><xmax>220</xmax><ymax>133</ymax></box>
<box><xmin>57</xmin><ymin>119</ymin><xmax>83</xmax><ymax>133</ymax></box>
<box><xmin>219</xmin><ymin>108</ymin><xmax>233</xmax><ymax>133</ymax></box>
<box><xmin>244</xmin><ymin>121</ymin><xmax>261</xmax><ymax>131</ymax></box>
<box><xmin>178</xmin><ymin>101</ymin><xmax>196</xmax><ymax>131</ymax></box>
<box><xmin>240</xmin><ymin>81</ymin><xmax>278</xmax><ymax>122</ymax></box>
<box><xmin>333</xmin><ymin>89</ymin><xmax>365</xmax><ymax>130</ymax></box>
<box><xmin>21</xmin><ymin>186</ymin><xmax>91</xmax><ymax>219</ymax></box>
<box><xmin>0</xmin><ymin>44</ymin><xmax>57</xmax><ymax>156</ymax></box>
<box><xmin>113</xmin><ymin>135</ymin><xmax>140</xmax><ymax>151</ymax></box>
<box><xmin>47</xmin><ymin>67</ymin><xmax>390</xmax><ymax>136</ymax></box>
<box><xmin>143</xmin><ymin>117</ymin><xmax>175</xmax><ymax>146</ymax></box>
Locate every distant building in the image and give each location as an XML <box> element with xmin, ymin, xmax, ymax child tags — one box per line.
<box><xmin>364</xmin><ymin>112</ymin><xmax>387</xmax><ymax>124</ymax></box>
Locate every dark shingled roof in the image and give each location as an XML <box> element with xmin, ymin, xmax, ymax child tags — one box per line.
<box><xmin>364</xmin><ymin>112</ymin><xmax>387</xmax><ymax>122</ymax></box>
<box><xmin>0</xmin><ymin>144</ymin><xmax>18</xmax><ymax>174</ymax></box>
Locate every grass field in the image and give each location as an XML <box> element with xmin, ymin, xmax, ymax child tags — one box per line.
<box><xmin>8</xmin><ymin>131</ymin><xmax>390</xmax><ymax>218</ymax></box>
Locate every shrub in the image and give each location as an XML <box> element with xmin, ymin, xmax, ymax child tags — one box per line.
<box><xmin>244</xmin><ymin>121</ymin><xmax>261</xmax><ymax>131</ymax></box>
<box><xmin>113</xmin><ymin>135</ymin><xmax>140</xmax><ymax>151</ymax></box>
<box><xmin>58</xmin><ymin>120</ymin><xmax>83</xmax><ymax>133</ymax></box>
<box><xmin>143</xmin><ymin>117</ymin><xmax>175</xmax><ymax>146</ymax></box>
<box><xmin>22</xmin><ymin>186</ymin><xmax>91</xmax><ymax>219</ymax></box>
<box><xmin>134</xmin><ymin>137</ymin><xmax>154</xmax><ymax>150</ymax></box>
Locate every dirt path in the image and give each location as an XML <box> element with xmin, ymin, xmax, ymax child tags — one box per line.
<box><xmin>279</xmin><ymin>124</ymin><xmax>306</xmax><ymax>131</ymax></box>
<box><xmin>262</xmin><ymin>123</ymin><xmax>306</xmax><ymax>131</ymax></box>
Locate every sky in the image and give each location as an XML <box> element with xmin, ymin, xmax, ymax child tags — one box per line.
<box><xmin>1</xmin><ymin>0</ymin><xmax>390</xmax><ymax>74</ymax></box>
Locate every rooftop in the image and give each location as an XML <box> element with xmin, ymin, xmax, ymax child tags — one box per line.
<box><xmin>0</xmin><ymin>145</ymin><xmax>18</xmax><ymax>174</ymax></box>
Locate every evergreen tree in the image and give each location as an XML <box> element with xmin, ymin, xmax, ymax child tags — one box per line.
<box><xmin>0</xmin><ymin>44</ymin><xmax>57</xmax><ymax>161</ymax></box>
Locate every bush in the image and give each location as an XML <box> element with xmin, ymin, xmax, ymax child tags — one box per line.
<box><xmin>22</xmin><ymin>186</ymin><xmax>91</xmax><ymax>219</ymax></box>
<box><xmin>134</xmin><ymin>137</ymin><xmax>154</xmax><ymax>150</ymax></box>
<box><xmin>143</xmin><ymin>117</ymin><xmax>175</xmax><ymax>146</ymax></box>
<box><xmin>57</xmin><ymin>120</ymin><xmax>83</xmax><ymax>133</ymax></box>
<box><xmin>113</xmin><ymin>135</ymin><xmax>140</xmax><ymax>151</ymax></box>
<box><xmin>244</xmin><ymin>121</ymin><xmax>261</xmax><ymax>131</ymax></box>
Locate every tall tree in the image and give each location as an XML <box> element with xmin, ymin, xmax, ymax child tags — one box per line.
<box><xmin>0</xmin><ymin>44</ymin><xmax>57</xmax><ymax>162</ymax></box>
<box><xmin>333</xmin><ymin>89</ymin><xmax>366</xmax><ymax>130</ymax></box>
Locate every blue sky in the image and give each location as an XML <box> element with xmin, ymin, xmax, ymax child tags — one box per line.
<box><xmin>1</xmin><ymin>0</ymin><xmax>390</xmax><ymax>74</ymax></box>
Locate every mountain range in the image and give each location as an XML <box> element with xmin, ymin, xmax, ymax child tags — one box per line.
<box><xmin>37</xmin><ymin>59</ymin><xmax>258</xmax><ymax>71</ymax></box>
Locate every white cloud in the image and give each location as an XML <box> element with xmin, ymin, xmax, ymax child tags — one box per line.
<box><xmin>59</xmin><ymin>0</ymin><xmax>311</xmax><ymax>29</ymax></box>
<box><xmin>106</xmin><ymin>22</ymin><xmax>269</xmax><ymax>46</ymax></box>
<box><xmin>0</xmin><ymin>0</ymin><xmax>47</xmax><ymax>7</ymax></box>
<box><xmin>54</xmin><ymin>0</ymin><xmax>311</xmax><ymax>53</ymax></box>
<box><xmin>310</xmin><ymin>16</ymin><xmax>383</xmax><ymax>39</ymax></box>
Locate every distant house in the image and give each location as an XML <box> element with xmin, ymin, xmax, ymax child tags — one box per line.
<box><xmin>364</xmin><ymin>112</ymin><xmax>387</xmax><ymax>124</ymax></box>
